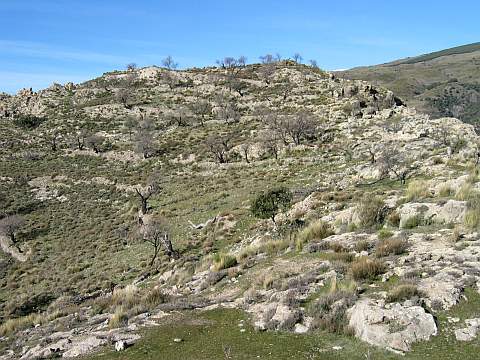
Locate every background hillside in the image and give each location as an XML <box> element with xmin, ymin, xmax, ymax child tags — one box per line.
<box><xmin>336</xmin><ymin>42</ymin><xmax>480</xmax><ymax>129</ymax></box>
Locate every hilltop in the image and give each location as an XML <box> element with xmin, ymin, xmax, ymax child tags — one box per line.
<box><xmin>336</xmin><ymin>42</ymin><xmax>480</xmax><ymax>128</ymax></box>
<box><xmin>1</xmin><ymin>59</ymin><xmax>480</xmax><ymax>359</ymax></box>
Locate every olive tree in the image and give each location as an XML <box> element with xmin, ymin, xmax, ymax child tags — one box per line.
<box><xmin>251</xmin><ymin>187</ymin><xmax>292</xmax><ymax>224</ymax></box>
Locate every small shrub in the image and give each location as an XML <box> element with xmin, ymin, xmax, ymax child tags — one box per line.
<box><xmin>350</xmin><ymin>257</ymin><xmax>386</xmax><ymax>281</ymax></box>
<box><xmin>375</xmin><ymin>238</ymin><xmax>408</xmax><ymax>257</ymax></box>
<box><xmin>250</xmin><ymin>187</ymin><xmax>292</xmax><ymax>223</ymax></box>
<box><xmin>406</xmin><ymin>180</ymin><xmax>430</xmax><ymax>201</ymax></box>
<box><xmin>357</xmin><ymin>196</ymin><xmax>386</xmax><ymax>228</ymax></box>
<box><xmin>296</xmin><ymin>220</ymin><xmax>333</xmax><ymax>249</ymax></box>
<box><xmin>14</xmin><ymin>115</ymin><xmax>46</xmax><ymax>129</ymax></box>
<box><xmin>387</xmin><ymin>284</ymin><xmax>421</xmax><ymax>303</ymax></box>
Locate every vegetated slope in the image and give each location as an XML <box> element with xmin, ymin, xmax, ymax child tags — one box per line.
<box><xmin>1</xmin><ymin>60</ymin><xmax>480</xmax><ymax>359</ymax></box>
<box><xmin>336</xmin><ymin>42</ymin><xmax>480</xmax><ymax>128</ymax></box>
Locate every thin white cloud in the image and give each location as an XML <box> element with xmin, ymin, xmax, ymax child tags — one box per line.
<box><xmin>0</xmin><ymin>40</ymin><xmax>130</xmax><ymax>65</ymax></box>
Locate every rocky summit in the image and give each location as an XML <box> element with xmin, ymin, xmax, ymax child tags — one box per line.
<box><xmin>1</xmin><ymin>58</ymin><xmax>480</xmax><ymax>360</ymax></box>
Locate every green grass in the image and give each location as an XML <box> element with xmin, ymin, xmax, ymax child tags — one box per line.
<box><xmin>85</xmin><ymin>308</ymin><xmax>398</xmax><ymax>360</ymax></box>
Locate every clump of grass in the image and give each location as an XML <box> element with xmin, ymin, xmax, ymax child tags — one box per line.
<box><xmin>296</xmin><ymin>220</ymin><xmax>333</xmax><ymax>250</ymax></box>
<box><xmin>109</xmin><ymin>306</ymin><xmax>129</xmax><ymax>329</ymax></box>
<box><xmin>401</xmin><ymin>214</ymin><xmax>423</xmax><ymax>229</ymax></box>
<box><xmin>111</xmin><ymin>285</ymin><xmax>139</xmax><ymax>309</ymax></box>
<box><xmin>349</xmin><ymin>257</ymin><xmax>386</xmax><ymax>281</ymax></box>
<box><xmin>354</xmin><ymin>240</ymin><xmax>370</xmax><ymax>252</ymax></box>
<box><xmin>237</xmin><ymin>239</ymin><xmax>290</xmax><ymax>261</ymax></box>
<box><xmin>386</xmin><ymin>284</ymin><xmax>421</xmax><ymax>303</ymax></box>
<box><xmin>357</xmin><ymin>196</ymin><xmax>386</xmax><ymax>228</ymax></box>
<box><xmin>377</xmin><ymin>229</ymin><xmax>393</xmax><ymax>240</ymax></box>
<box><xmin>387</xmin><ymin>210</ymin><xmax>400</xmax><ymax>227</ymax></box>
<box><xmin>438</xmin><ymin>184</ymin><xmax>454</xmax><ymax>198</ymax></box>
<box><xmin>213</xmin><ymin>253</ymin><xmax>238</xmax><ymax>271</ymax></box>
<box><xmin>464</xmin><ymin>210</ymin><xmax>480</xmax><ymax>230</ymax></box>
<box><xmin>455</xmin><ymin>184</ymin><xmax>477</xmax><ymax>201</ymax></box>
<box><xmin>450</xmin><ymin>226</ymin><xmax>462</xmax><ymax>243</ymax></box>
<box><xmin>467</xmin><ymin>166</ymin><xmax>479</xmax><ymax>184</ymax></box>
<box><xmin>375</xmin><ymin>238</ymin><xmax>409</xmax><ymax>257</ymax></box>
<box><xmin>405</xmin><ymin>180</ymin><xmax>430</xmax><ymax>201</ymax></box>
<box><xmin>308</xmin><ymin>289</ymin><xmax>357</xmax><ymax>334</ymax></box>
<box><xmin>0</xmin><ymin>313</ymin><xmax>42</xmax><ymax>336</ymax></box>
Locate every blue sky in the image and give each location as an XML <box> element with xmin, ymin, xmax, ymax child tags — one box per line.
<box><xmin>1</xmin><ymin>0</ymin><xmax>479</xmax><ymax>93</ymax></box>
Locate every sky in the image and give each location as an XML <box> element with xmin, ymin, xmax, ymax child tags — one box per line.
<box><xmin>1</xmin><ymin>0</ymin><xmax>479</xmax><ymax>93</ymax></box>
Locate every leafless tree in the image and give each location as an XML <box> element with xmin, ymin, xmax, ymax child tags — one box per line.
<box><xmin>216</xmin><ymin>57</ymin><xmax>238</xmax><ymax>69</ymax></box>
<box><xmin>142</xmin><ymin>217</ymin><xmax>177</xmax><ymax>266</ymax></box>
<box><xmin>134</xmin><ymin>118</ymin><xmax>156</xmax><ymax>159</ymax></box>
<box><xmin>309</xmin><ymin>60</ymin><xmax>319</xmax><ymax>69</ymax></box>
<box><xmin>238</xmin><ymin>142</ymin><xmax>251</xmax><ymax>164</ymax></box>
<box><xmin>157</xmin><ymin>70</ymin><xmax>178</xmax><ymax>90</ymax></box>
<box><xmin>259</xmin><ymin>130</ymin><xmax>280</xmax><ymax>160</ymax></box>
<box><xmin>49</xmin><ymin>131</ymin><xmax>60</xmax><ymax>151</ymax></box>
<box><xmin>215</xmin><ymin>94</ymin><xmax>240</xmax><ymax>124</ymax></box>
<box><xmin>377</xmin><ymin>145</ymin><xmax>416</xmax><ymax>184</ymax></box>
<box><xmin>257</xmin><ymin>53</ymin><xmax>280</xmax><ymax>84</ymax></box>
<box><xmin>135</xmin><ymin>177</ymin><xmax>160</xmax><ymax>215</ymax></box>
<box><xmin>76</xmin><ymin>129</ymin><xmax>87</xmax><ymax>150</ymax></box>
<box><xmin>116</xmin><ymin>88</ymin><xmax>132</xmax><ymax>109</ymax></box>
<box><xmin>86</xmin><ymin>134</ymin><xmax>105</xmax><ymax>153</ymax></box>
<box><xmin>293</xmin><ymin>53</ymin><xmax>303</xmax><ymax>64</ymax></box>
<box><xmin>162</xmin><ymin>56</ymin><xmax>178</xmax><ymax>70</ymax></box>
<box><xmin>237</xmin><ymin>56</ymin><xmax>247</xmax><ymax>67</ymax></box>
<box><xmin>126</xmin><ymin>63</ymin><xmax>137</xmax><ymax>71</ymax></box>
<box><xmin>168</xmin><ymin>107</ymin><xmax>191</xmax><ymax>127</ymax></box>
<box><xmin>206</xmin><ymin>134</ymin><xmax>232</xmax><ymax>163</ymax></box>
<box><xmin>190</xmin><ymin>100</ymin><xmax>212</xmax><ymax>126</ymax></box>
<box><xmin>0</xmin><ymin>215</ymin><xmax>25</xmax><ymax>247</ymax></box>
<box><xmin>124</xmin><ymin>116</ymin><xmax>137</xmax><ymax>140</ymax></box>
<box><xmin>284</xmin><ymin>112</ymin><xmax>317</xmax><ymax>145</ymax></box>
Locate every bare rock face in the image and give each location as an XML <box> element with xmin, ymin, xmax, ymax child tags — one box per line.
<box><xmin>455</xmin><ymin>318</ymin><xmax>480</xmax><ymax>341</ymax></box>
<box><xmin>397</xmin><ymin>200</ymin><xmax>467</xmax><ymax>228</ymax></box>
<box><xmin>252</xmin><ymin>302</ymin><xmax>301</xmax><ymax>331</ymax></box>
<box><xmin>347</xmin><ymin>298</ymin><xmax>437</xmax><ymax>352</ymax></box>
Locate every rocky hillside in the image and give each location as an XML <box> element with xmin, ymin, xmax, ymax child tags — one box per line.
<box><xmin>1</xmin><ymin>60</ymin><xmax>480</xmax><ymax>359</ymax></box>
<box><xmin>336</xmin><ymin>42</ymin><xmax>480</xmax><ymax>129</ymax></box>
